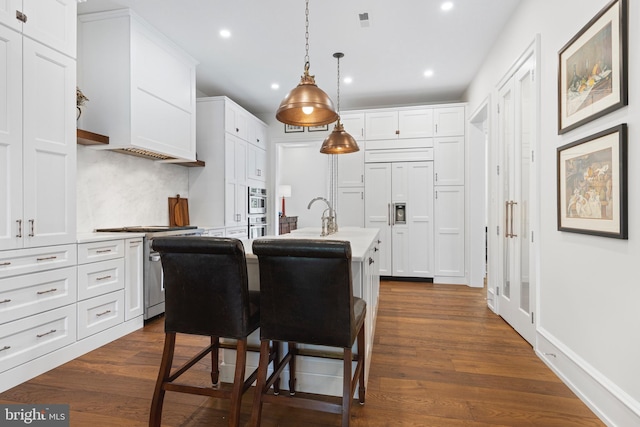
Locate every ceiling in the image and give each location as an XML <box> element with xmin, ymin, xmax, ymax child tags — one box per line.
<box><xmin>77</xmin><ymin>0</ymin><xmax>522</xmax><ymax>117</ymax></box>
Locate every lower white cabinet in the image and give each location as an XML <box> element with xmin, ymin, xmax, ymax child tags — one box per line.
<box><xmin>0</xmin><ymin>304</ymin><xmax>77</xmax><ymax>374</ymax></box>
<box><xmin>125</xmin><ymin>238</ymin><xmax>144</xmax><ymax>321</ymax></box>
<box><xmin>77</xmin><ymin>290</ymin><xmax>125</xmax><ymax>340</ymax></box>
<box><xmin>434</xmin><ymin>186</ymin><xmax>465</xmax><ymax>277</ymax></box>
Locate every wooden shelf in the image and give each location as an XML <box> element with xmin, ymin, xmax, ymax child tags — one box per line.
<box><xmin>172</xmin><ymin>159</ymin><xmax>206</xmax><ymax>167</ymax></box>
<box><xmin>77</xmin><ymin>129</ymin><xmax>109</xmax><ymax>146</ymax></box>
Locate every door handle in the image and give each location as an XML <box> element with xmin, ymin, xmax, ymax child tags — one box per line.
<box><xmin>510</xmin><ymin>201</ymin><xmax>518</xmax><ymax>237</ymax></box>
<box><xmin>505</xmin><ymin>201</ymin><xmax>511</xmax><ymax>238</ymax></box>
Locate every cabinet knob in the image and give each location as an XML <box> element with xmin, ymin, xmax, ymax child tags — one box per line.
<box><xmin>395</xmin><ymin>130</ymin><xmax>400</xmax><ymax>135</ymax></box>
<box><xmin>16</xmin><ymin>10</ymin><xmax>27</xmax><ymax>23</ymax></box>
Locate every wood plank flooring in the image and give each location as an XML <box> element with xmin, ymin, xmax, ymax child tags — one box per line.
<box><xmin>0</xmin><ymin>281</ymin><xmax>605</xmax><ymax>426</ymax></box>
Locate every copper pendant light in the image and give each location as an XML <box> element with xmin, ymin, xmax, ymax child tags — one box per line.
<box><xmin>276</xmin><ymin>0</ymin><xmax>338</xmax><ymax>127</ymax></box>
<box><xmin>320</xmin><ymin>52</ymin><xmax>360</xmax><ymax>154</ymax></box>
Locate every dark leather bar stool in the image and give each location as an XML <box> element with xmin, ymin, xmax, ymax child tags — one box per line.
<box><xmin>250</xmin><ymin>238</ymin><xmax>366</xmax><ymax>427</ymax></box>
<box><xmin>149</xmin><ymin>237</ymin><xmax>277</xmax><ymax>427</ymax></box>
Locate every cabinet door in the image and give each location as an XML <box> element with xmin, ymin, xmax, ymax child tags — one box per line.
<box><xmin>337</xmin><ymin>150</ymin><xmax>364</xmax><ymax>187</ymax></box>
<box><xmin>21</xmin><ymin>0</ymin><xmax>76</xmax><ymax>58</ymax></box>
<box><xmin>247</xmin><ymin>144</ymin><xmax>266</xmax><ymax>182</ymax></box>
<box><xmin>22</xmin><ymin>37</ymin><xmax>76</xmax><ymax>247</ymax></box>
<box><xmin>398</xmin><ymin>109</ymin><xmax>433</xmax><ymax>138</ymax></box>
<box><xmin>434</xmin><ymin>106</ymin><xmax>465</xmax><ymax>137</ymax></box>
<box><xmin>340</xmin><ymin>112</ymin><xmax>364</xmax><ymax>139</ymax></box>
<box><xmin>225</xmin><ymin>136</ymin><xmax>247</xmax><ymax>226</ymax></box>
<box><xmin>364</xmin><ymin>163</ymin><xmax>391</xmax><ymax>276</ymax></box>
<box><xmin>0</xmin><ymin>0</ymin><xmax>21</xmax><ymax>32</ymax></box>
<box><xmin>225</xmin><ymin>102</ymin><xmax>248</xmax><ymax>141</ymax></box>
<box><xmin>248</xmin><ymin>119</ymin><xmax>267</xmax><ymax>149</ymax></box>
<box><xmin>0</xmin><ymin>25</ymin><xmax>22</xmax><ymax>251</ymax></box>
<box><xmin>434</xmin><ymin>186</ymin><xmax>465</xmax><ymax>277</ymax></box>
<box><xmin>125</xmin><ymin>238</ymin><xmax>144</xmax><ymax>321</ymax></box>
<box><xmin>337</xmin><ymin>188</ymin><xmax>364</xmax><ymax>227</ymax></box>
<box><xmin>365</xmin><ymin>111</ymin><xmax>398</xmax><ymax>140</ymax></box>
<box><xmin>434</xmin><ymin>136</ymin><xmax>465</xmax><ymax>186</ymax></box>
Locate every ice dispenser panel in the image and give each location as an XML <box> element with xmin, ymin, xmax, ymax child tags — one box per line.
<box><xmin>394</xmin><ymin>203</ymin><xmax>406</xmax><ymax>224</ymax></box>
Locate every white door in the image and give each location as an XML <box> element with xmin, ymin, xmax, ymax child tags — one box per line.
<box><xmin>434</xmin><ymin>136</ymin><xmax>465</xmax><ymax>186</ymax></box>
<box><xmin>497</xmin><ymin>51</ymin><xmax>536</xmax><ymax>345</ymax></box>
<box><xmin>434</xmin><ymin>186</ymin><xmax>465</xmax><ymax>277</ymax></box>
<box><xmin>364</xmin><ymin>163</ymin><xmax>391</xmax><ymax>275</ymax></box>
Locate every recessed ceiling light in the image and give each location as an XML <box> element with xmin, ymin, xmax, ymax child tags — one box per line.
<box><xmin>424</xmin><ymin>69</ymin><xmax>434</xmax><ymax>78</ymax></box>
<box><xmin>219</xmin><ymin>29</ymin><xmax>231</xmax><ymax>38</ymax></box>
<box><xmin>271</xmin><ymin>83</ymin><xmax>280</xmax><ymax>90</ymax></box>
<box><xmin>343</xmin><ymin>77</ymin><xmax>353</xmax><ymax>84</ymax></box>
<box><xmin>441</xmin><ymin>2</ymin><xmax>454</xmax><ymax>11</ymax></box>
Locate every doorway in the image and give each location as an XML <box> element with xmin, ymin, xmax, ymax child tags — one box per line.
<box><xmin>492</xmin><ymin>38</ymin><xmax>540</xmax><ymax>345</ymax></box>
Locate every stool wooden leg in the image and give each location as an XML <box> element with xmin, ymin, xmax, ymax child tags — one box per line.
<box><xmin>211</xmin><ymin>336</ymin><xmax>220</xmax><ymax>386</ymax></box>
<box><xmin>357</xmin><ymin>325</ymin><xmax>366</xmax><ymax>404</ymax></box>
<box><xmin>272</xmin><ymin>341</ymin><xmax>281</xmax><ymax>395</ymax></box>
<box><xmin>228</xmin><ymin>338</ymin><xmax>248</xmax><ymax>427</ymax></box>
<box><xmin>249</xmin><ymin>340</ymin><xmax>271</xmax><ymax>427</ymax></box>
<box><xmin>149</xmin><ymin>332</ymin><xmax>176</xmax><ymax>427</ymax></box>
<box><xmin>342</xmin><ymin>347</ymin><xmax>352</xmax><ymax>427</ymax></box>
<box><xmin>288</xmin><ymin>342</ymin><xmax>297</xmax><ymax>395</ymax></box>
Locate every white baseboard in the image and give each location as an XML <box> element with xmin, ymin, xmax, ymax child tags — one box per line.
<box><xmin>537</xmin><ymin>328</ymin><xmax>640</xmax><ymax>426</ymax></box>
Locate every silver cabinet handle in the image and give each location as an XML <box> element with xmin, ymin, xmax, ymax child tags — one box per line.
<box><xmin>96</xmin><ymin>310</ymin><xmax>112</xmax><ymax>317</ymax></box>
<box><xmin>96</xmin><ymin>249</ymin><xmax>112</xmax><ymax>254</ymax></box>
<box><xmin>0</xmin><ymin>262</ymin><xmax>10</xmax><ymax>266</ymax></box>
<box><xmin>37</xmin><ymin>288</ymin><xmax>57</xmax><ymax>295</ymax></box>
<box><xmin>96</xmin><ymin>275</ymin><xmax>112</xmax><ymax>281</ymax></box>
<box><xmin>36</xmin><ymin>256</ymin><xmax>57</xmax><ymax>262</ymax></box>
<box><xmin>16</xmin><ymin>219</ymin><xmax>22</xmax><ymax>238</ymax></box>
<box><xmin>505</xmin><ymin>201</ymin><xmax>510</xmax><ymax>238</ymax></box>
<box><xmin>510</xmin><ymin>201</ymin><xmax>518</xmax><ymax>237</ymax></box>
<box><xmin>28</xmin><ymin>219</ymin><xmax>34</xmax><ymax>237</ymax></box>
<box><xmin>0</xmin><ymin>299</ymin><xmax>11</xmax><ymax>304</ymax></box>
<box><xmin>0</xmin><ymin>345</ymin><xmax>10</xmax><ymax>352</ymax></box>
<box><xmin>36</xmin><ymin>329</ymin><xmax>56</xmax><ymax>338</ymax></box>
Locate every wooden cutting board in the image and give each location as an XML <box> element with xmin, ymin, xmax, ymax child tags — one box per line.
<box><xmin>168</xmin><ymin>195</ymin><xmax>190</xmax><ymax>226</ymax></box>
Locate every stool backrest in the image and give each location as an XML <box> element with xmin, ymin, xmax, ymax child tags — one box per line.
<box><xmin>152</xmin><ymin>237</ymin><xmax>252</xmax><ymax>338</ymax></box>
<box><xmin>252</xmin><ymin>238</ymin><xmax>356</xmax><ymax>348</ymax></box>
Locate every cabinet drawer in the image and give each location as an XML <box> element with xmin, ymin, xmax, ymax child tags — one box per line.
<box><xmin>77</xmin><ymin>290</ymin><xmax>125</xmax><ymax>340</ymax></box>
<box><xmin>77</xmin><ymin>258</ymin><xmax>125</xmax><ymax>301</ymax></box>
<box><xmin>0</xmin><ymin>305</ymin><xmax>77</xmax><ymax>374</ymax></box>
<box><xmin>0</xmin><ymin>245</ymin><xmax>77</xmax><ymax>279</ymax></box>
<box><xmin>77</xmin><ymin>240</ymin><xmax>124</xmax><ymax>264</ymax></box>
<box><xmin>0</xmin><ymin>266</ymin><xmax>77</xmax><ymax>325</ymax></box>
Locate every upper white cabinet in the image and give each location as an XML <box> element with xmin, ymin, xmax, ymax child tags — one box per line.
<box><xmin>434</xmin><ymin>136</ymin><xmax>465</xmax><ymax>186</ymax></box>
<box><xmin>0</xmin><ymin>14</ymin><xmax>76</xmax><ymax>251</ymax></box>
<box><xmin>0</xmin><ymin>0</ymin><xmax>76</xmax><ymax>58</ymax></box>
<box><xmin>78</xmin><ymin>9</ymin><xmax>198</xmax><ymax>160</ymax></box>
<box><xmin>434</xmin><ymin>106</ymin><xmax>465</xmax><ymax>137</ymax></box>
<box><xmin>365</xmin><ymin>109</ymin><xmax>433</xmax><ymax>140</ymax></box>
<box><xmin>189</xmin><ymin>97</ymin><xmax>267</xmax><ymax>229</ymax></box>
<box><xmin>337</xmin><ymin>113</ymin><xmax>365</xmax><ymax>188</ymax></box>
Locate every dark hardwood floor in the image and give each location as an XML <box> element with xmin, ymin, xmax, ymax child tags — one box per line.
<box><xmin>0</xmin><ymin>281</ymin><xmax>605</xmax><ymax>426</ymax></box>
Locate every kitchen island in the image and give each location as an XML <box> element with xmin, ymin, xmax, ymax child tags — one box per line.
<box><xmin>221</xmin><ymin>227</ymin><xmax>381</xmax><ymax>397</ymax></box>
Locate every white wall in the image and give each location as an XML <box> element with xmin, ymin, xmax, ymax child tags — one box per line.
<box><xmin>76</xmin><ymin>145</ymin><xmax>189</xmax><ymax>232</ymax></box>
<box><xmin>465</xmin><ymin>0</ymin><xmax>640</xmax><ymax>424</ymax></box>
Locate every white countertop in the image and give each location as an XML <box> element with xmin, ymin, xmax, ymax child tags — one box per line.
<box><xmin>76</xmin><ymin>232</ymin><xmax>146</xmax><ymax>243</ymax></box>
<box><xmin>243</xmin><ymin>227</ymin><xmax>380</xmax><ymax>262</ymax></box>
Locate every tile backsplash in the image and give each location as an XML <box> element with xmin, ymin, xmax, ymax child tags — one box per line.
<box><xmin>76</xmin><ymin>146</ymin><xmax>189</xmax><ymax>232</ymax></box>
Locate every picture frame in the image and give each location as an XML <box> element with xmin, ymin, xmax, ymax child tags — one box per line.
<box><xmin>284</xmin><ymin>124</ymin><xmax>304</xmax><ymax>133</ymax></box>
<box><xmin>557</xmin><ymin>0</ymin><xmax>627</xmax><ymax>134</ymax></box>
<box><xmin>308</xmin><ymin>124</ymin><xmax>329</xmax><ymax>132</ymax></box>
<box><xmin>557</xmin><ymin>124</ymin><xmax>627</xmax><ymax>239</ymax></box>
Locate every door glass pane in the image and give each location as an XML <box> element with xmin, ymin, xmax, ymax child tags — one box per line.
<box><xmin>518</xmin><ymin>66</ymin><xmax>532</xmax><ymax>314</ymax></box>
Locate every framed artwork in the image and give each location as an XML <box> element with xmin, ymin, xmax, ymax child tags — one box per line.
<box><xmin>557</xmin><ymin>124</ymin><xmax>627</xmax><ymax>239</ymax></box>
<box><xmin>284</xmin><ymin>124</ymin><xmax>304</xmax><ymax>133</ymax></box>
<box><xmin>308</xmin><ymin>124</ymin><xmax>329</xmax><ymax>132</ymax></box>
<box><xmin>557</xmin><ymin>0</ymin><xmax>627</xmax><ymax>134</ymax></box>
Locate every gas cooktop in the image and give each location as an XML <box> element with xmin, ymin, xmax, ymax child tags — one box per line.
<box><xmin>95</xmin><ymin>225</ymin><xmax>198</xmax><ymax>233</ymax></box>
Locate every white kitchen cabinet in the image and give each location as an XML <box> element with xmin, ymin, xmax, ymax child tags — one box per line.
<box><xmin>125</xmin><ymin>238</ymin><xmax>144</xmax><ymax>321</ymax></box>
<box><xmin>248</xmin><ymin>120</ymin><xmax>268</xmax><ymax>150</ymax></box>
<box><xmin>225</xmin><ymin>226</ymin><xmax>248</xmax><ymax>240</ymax></box>
<box><xmin>434</xmin><ymin>136</ymin><xmax>465</xmax><ymax>186</ymax></box>
<box><xmin>336</xmin><ymin>113</ymin><xmax>365</xmax><ymax>187</ymax></box>
<box><xmin>365</xmin><ymin>161</ymin><xmax>434</xmax><ymax>278</ymax></box>
<box><xmin>225</xmin><ymin>135</ymin><xmax>248</xmax><ymax>227</ymax></box>
<box><xmin>225</xmin><ymin>100</ymin><xmax>249</xmax><ymax>141</ymax></box>
<box><xmin>190</xmin><ymin>97</ymin><xmax>267</xmax><ymax>229</ymax></box>
<box><xmin>0</xmin><ymin>0</ymin><xmax>76</xmax><ymax>57</ymax></box>
<box><xmin>434</xmin><ymin>106</ymin><xmax>465</xmax><ymax>137</ymax></box>
<box><xmin>434</xmin><ymin>186</ymin><xmax>465</xmax><ymax>277</ymax></box>
<box><xmin>337</xmin><ymin>188</ymin><xmax>364</xmax><ymax>227</ymax></box>
<box><xmin>0</xmin><ymin>17</ymin><xmax>76</xmax><ymax>251</ymax></box>
<box><xmin>340</xmin><ymin>112</ymin><xmax>365</xmax><ymax>139</ymax></box>
<box><xmin>247</xmin><ymin>144</ymin><xmax>266</xmax><ymax>182</ymax></box>
<box><xmin>365</xmin><ymin>109</ymin><xmax>433</xmax><ymax>140</ymax></box>
<box><xmin>78</xmin><ymin>9</ymin><xmax>198</xmax><ymax>160</ymax></box>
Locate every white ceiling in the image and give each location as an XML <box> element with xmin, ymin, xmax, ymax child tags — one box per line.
<box><xmin>77</xmin><ymin>0</ymin><xmax>522</xmax><ymax>117</ymax></box>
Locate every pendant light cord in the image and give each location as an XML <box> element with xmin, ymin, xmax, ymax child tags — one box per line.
<box><xmin>336</xmin><ymin>55</ymin><xmax>341</xmax><ymax>115</ymax></box>
<box><xmin>304</xmin><ymin>0</ymin><xmax>310</xmax><ymax>71</ymax></box>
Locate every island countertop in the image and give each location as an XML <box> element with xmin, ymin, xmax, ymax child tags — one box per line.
<box><xmin>243</xmin><ymin>227</ymin><xmax>380</xmax><ymax>262</ymax></box>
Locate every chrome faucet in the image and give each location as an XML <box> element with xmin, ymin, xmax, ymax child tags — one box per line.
<box><xmin>307</xmin><ymin>197</ymin><xmax>338</xmax><ymax>236</ymax></box>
